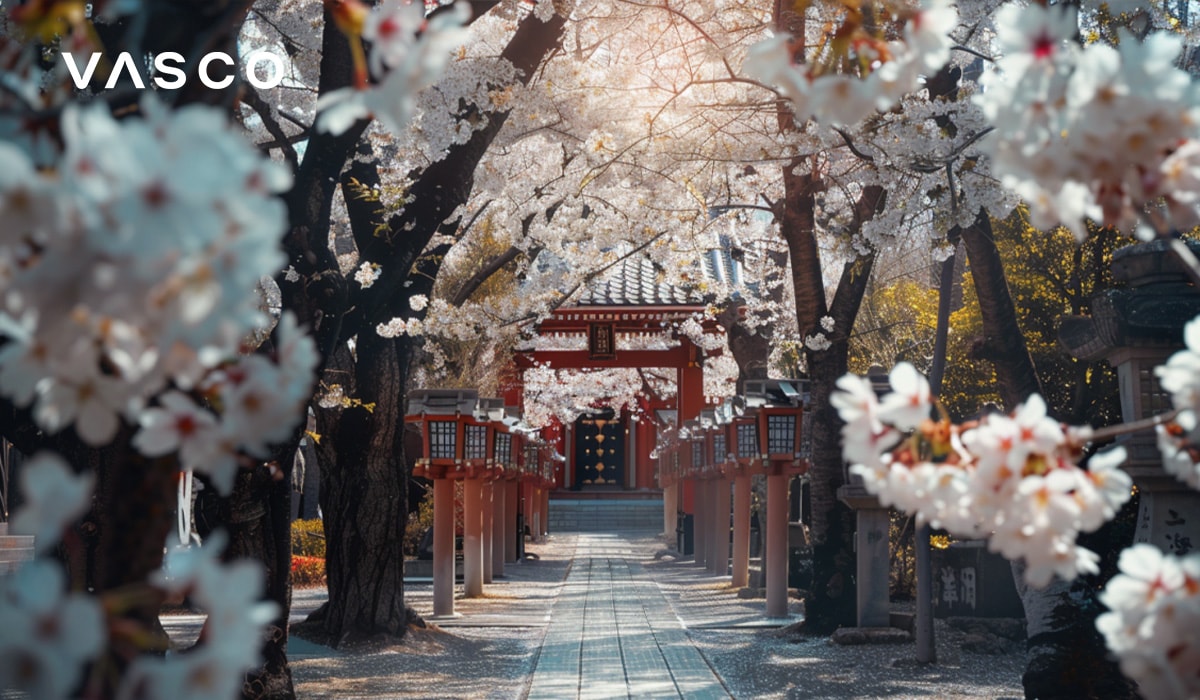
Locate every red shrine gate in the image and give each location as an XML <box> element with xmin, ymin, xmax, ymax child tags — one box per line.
<box><xmin>503</xmin><ymin>259</ymin><xmax>726</xmax><ymax>523</ymax></box>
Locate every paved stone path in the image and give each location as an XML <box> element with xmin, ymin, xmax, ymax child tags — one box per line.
<box><xmin>526</xmin><ymin>532</ymin><xmax>730</xmax><ymax>700</ymax></box>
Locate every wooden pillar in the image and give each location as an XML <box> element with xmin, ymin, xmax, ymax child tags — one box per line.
<box><xmin>766</xmin><ymin>473</ymin><xmax>789</xmax><ymax>618</ymax></box>
<box><xmin>505</xmin><ymin>479</ymin><xmax>519</xmax><ymax>562</ymax></box>
<box><xmin>492</xmin><ymin>480</ymin><xmax>506</xmax><ymax>577</ymax></box>
<box><xmin>663</xmin><ymin>481</ymin><xmax>678</xmax><ymax>540</ymax></box>
<box><xmin>482</xmin><ymin>481</ymin><xmax>495</xmax><ymax>584</ymax></box>
<box><xmin>732</xmin><ymin>474</ymin><xmax>751</xmax><ymax>588</ymax></box>
<box><xmin>677</xmin><ymin>359</ymin><xmax>703</xmax><ymax>560</ymax></box>
<box><xmin>433</xmin><ymin>478</ymin><xmax>455</xmax><ymax>616</ymax></box>
<box><xmin>541</xmin><ymin>488</ymin><xmax>550</xmax><ymax>536</ymax></box>
<box><xmin>710</xmin><ymin>476</ymin><xmax>730</xmax><ymax>576</ymax></box>
<box><xmin>535</xmin><ymin>487</ymin><xmax>544</xmax><ymax>542</ymax></box>
<box><xmin>463</xmin><ymin>478</ymin><xmax>484</xmax><ymax>598</ymax></box>
<box><xmin>695</xmin><ymin>478</ymin><xmax>709</xmax><ymax>568</ymax></box>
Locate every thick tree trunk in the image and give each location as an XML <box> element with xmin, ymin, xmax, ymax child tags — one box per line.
<box><xmin>957</xmin><ymin>212</ymin><xmax>1043</xmax><ymax>407</ymax></box>
<box><xmin>70</xmin><ymin>437</ymin><xmax>177</xmax><ymax>695</ymax></box>
<box><xmin>296</xmin><ymin>9</ymin><xmax>567</xmax><ymax>646</ymax></box>
<box><xmin>778</xmin><ymin>162</ymin><xmax>885</xmax><ymax>632</ymax></box>
<box><xmin>295</xmin><ymin>336</ymin><xmax>418</xmax><ymax>646</ymax></box>
<box><xmin>801</xmin><ymin>250</ymin><xmax>879</xmax><ymax>632</ymax></box>
<box><xmin>960</xmin><ymin>209</ymin><xmax>1133</xmax><ymax>699</ymax></box>
<box><xmin>226</xmin><ymin>469</ymin><xmax>297</xmax><ymax>699</ymax></box>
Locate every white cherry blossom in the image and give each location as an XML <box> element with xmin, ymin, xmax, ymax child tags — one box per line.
<box><xmin>10</xmin><ymin>453</ymin><xmax>95</xmax><ymax>554</ymax></box>
<box><xmin>0</xmin><ymin>561</ymin><xmax>106</xmax><ymax>699</ymax></box>
<box><xmin>877</xmin><ymin>362</ymin><xmax>932</xmax><ymax>431</ymax></box>
<box><xmin>1097</xmin><ymin>545</ymin><xmax>1200</xmax><ymax>700</ymax></box>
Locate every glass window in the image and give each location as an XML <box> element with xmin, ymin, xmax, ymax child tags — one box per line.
<box><xmin>493</xmin><ymin>433</ymin><xmax>512</xmax><ymax>464</ymax></box>
<box><xmin>737</xmin><ymin>423</ymin><xmax>758</xmax><ymax>458</ymax></box>
<box><xmin>430</xmin><ymin>421</ymin><xmax>457</xmax><ymax>460</ymax></box>
<box><xmin>464</xmin><ymin>424</ymin><xmax>487</xmax><ymax>460</ymax></box>
<box><xmin>767</xmin><ymin>414</ymin><xmax>797</xmax><ymax>454</ymax></box>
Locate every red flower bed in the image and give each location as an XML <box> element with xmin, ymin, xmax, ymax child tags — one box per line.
<box><xmin>291</xmin><ymin>555</ymin><xmax>326</xmax><ymax>587</ymax></box>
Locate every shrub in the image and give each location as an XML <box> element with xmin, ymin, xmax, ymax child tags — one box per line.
<box><xmin>404</xmin><ymin>485</ymin><xmax>434</xmax><ymax>557</ymax></box>
<box><xmin>292</xmin><ymin>518</ymin><xmax>326</xmax><ymax>558</ymax></box>
<box><xmin>291</xmin><ymin>555</ymin><xmax>326</xmax><ymax>587</ymax></box>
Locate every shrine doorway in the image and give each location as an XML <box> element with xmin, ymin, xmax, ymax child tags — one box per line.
<box><xmin>572</xmin><ymin>410</ymin><xmax>625</xmax><ymax>489</ymax></box>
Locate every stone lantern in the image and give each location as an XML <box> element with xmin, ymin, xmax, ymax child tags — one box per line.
<box><xmin>836</xmin><ymin>366</ymin><xmax>893</xmax><ymax>628</ymax></box>
<box><xmin>1059</xmin><ymin>239</ymin><xmax>1200</xmax><ymax>555</ymax></box>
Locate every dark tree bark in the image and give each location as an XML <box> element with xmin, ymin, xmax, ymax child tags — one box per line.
<box><xmin>303</xmin><ymin>333</ymin><xmax>418</xmax><ymax>645</ymax></box>
<box><xmin>718</xmin><ymin>248</ymin><xmax>790</xmax><ymax>392</ymax></box>
<box><xmin>777</xmin><ymin>160</ymin><xmax>886</xmax><ymax>632</ymax></box>
<box><xmin>958</xmin><ymin>212</ymin><xmax>1044</xmax><ymax>408</ymax></box>
<box><xmin>958</xmin><ymin>209</ymin><xmax>1134</xmax><ymax>700</ymax></box>
<box><xmin>297</xmin><ymin>8</ymin><xmax>568</xmax><ymax>646</ymax></box>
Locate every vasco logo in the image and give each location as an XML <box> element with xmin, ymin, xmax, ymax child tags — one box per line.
<box><xmin>62</xmin><ymin>51</ymin><xmax>286</xmax><ymax>90</ymax></box>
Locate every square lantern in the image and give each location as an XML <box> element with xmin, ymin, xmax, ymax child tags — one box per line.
<box><xmin>406</xmin><ymin>389</ymin><xmax>480</xmax><ymax>474</ymax></box>
<box><xmin>492</xmin><ymin>429</ymin><xmax>514</xmax><ymax>471</ymax></box>
<box><xmin>745</xmin><ymin>379</ymin><xmax>806</xmax><ymax>463</ymax></box>
<box><xmin>719</xmin><ymin>396</ymin><xmax>760</xmax><ymax>465</ymax></box>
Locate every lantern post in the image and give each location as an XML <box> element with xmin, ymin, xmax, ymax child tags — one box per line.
<box><xmin>743</xmin><ymin>380</ymin><xmax>807</xmax><ymax>618</ymax></box>
<box><xmin>406</xmin><ymin>389</ymin><xmax>479</xmax><ymax>616</ymax></box>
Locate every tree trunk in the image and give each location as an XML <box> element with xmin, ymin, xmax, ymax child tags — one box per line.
<box><xmin>960</xmin><ymin>209</ymin><xmax>1133</xmax><ymax>699</ymax></box>
<box><xmin>801</xmin><ymin>250</ymin><xmax>879</xmax><ymax>632</ymax></box>
<box><xmin>296</xmin><ymin>9</ymin><xmax>567</xmax><ymax>646</ymax></box>
<box><xmin>777</xmin><ymin>161</ymin><xmax>885</xmax><ymax>632</ymax></box>
<box><xmin>957</xmin><ymin>211</ymin><xmax>1043</xmax><ymax>407</ymax></box>
<box><xmin>75</xmin><ymin>438</ymin><xmax>177</xmax><ymax>695</ymax></box>
<box><xmin>297</xmin><ymin>334</ymin><xmax>418</xmax><ymax>646</ymax></box>
<box><xmin>226</xmin><ymin>468</ymin><xmax>297</xmax><ymax>699</ymax></box>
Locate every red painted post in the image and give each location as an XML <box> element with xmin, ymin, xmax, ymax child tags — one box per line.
<box><xmin>492</xmin><ymin>480</ymin><xmax>505</xmax><ymax>577</ymax></box>
<box><xmin>504</xmin><ymin>479</ymin><xmax>518</xmax><ymax>562</ymax></box>
<box><xmin>711</xmin><ymin>476</ymin><xmax>730</xmax><ymax>576</ymax></box>
<box><xmin>732</xmin><ymin>474</ymin><xmax>751</xmax><ymax>588</ymax></box>
<box><xmin>463</xmin><ymin>478</ymin><xmax>484</xmax><ymax>598</ymax></box>
<box><xmin>482</xmin><ymin>481</ymin><xmax>494</xmax><ymax>584</ymax></box>
<box><xmin>766</xmin><ymin>473</ymin><xmax>789</xmax><ymax>617</ymax></box>
<box><xmin>433</xmin><ymin>478</ymin><xmax>455</xmax><ymax>616</ymax></box>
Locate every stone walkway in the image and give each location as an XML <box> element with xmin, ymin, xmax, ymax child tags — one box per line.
<box><xmin>143</xmin><ymin>528</ymin><xmax>1027</xmax><ymax>699</ymax></box>
<box><xmin>526</xmin><ymin>533</ymin><xmax>729</xmax><ymax>700</ymax></box>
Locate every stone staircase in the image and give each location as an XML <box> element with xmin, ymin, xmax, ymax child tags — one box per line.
<box><xmin>549</xmin><ymin>498</ymin><xmax>664</xmax><ymax>533</ymax></box>
<box><xmin>0</xmin><ymin>525</ymin><xmax>34</xmax><ymax>575</ymax></box>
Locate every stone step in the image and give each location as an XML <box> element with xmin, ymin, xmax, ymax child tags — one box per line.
<box><xmin>548</xmin><ymin>499</ymin><xmax>664</xmax><ymax>532</ymax></box>
<box><xmin>0</xmin><ymin>536</ymin><xmax>36</xmax><ymax>576</ymax></box>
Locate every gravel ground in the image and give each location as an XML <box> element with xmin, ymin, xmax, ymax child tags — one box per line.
<box><xmin>159</xmin><ymin>532</ymin><xmax>1028</xmax><ymax>699</ymax></box>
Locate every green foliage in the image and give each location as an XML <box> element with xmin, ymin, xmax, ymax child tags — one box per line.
<box><xmin>851</xmin><ymin>211</ymin><xmax>1123</xmax><ymax>426</ymax></box>
<box><xmin>404</xmin><ymin>485</ymin><xmax>435</xmax><ymax>558</ymax></box>
<box><xmin>889</xmin><ymin>512</ymin><xmax>915</xmax><ymax>600</ymax></box>
<box><xmin>291</xmin><ymin>518</ymin><xmax>326</xmax><ymax>558</ymax></box>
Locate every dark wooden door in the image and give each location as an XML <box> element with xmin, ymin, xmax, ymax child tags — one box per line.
<box><xmin>573</xmin><ymin>411</ymin><xmax>624</xmax><ymax>487</ymax></box>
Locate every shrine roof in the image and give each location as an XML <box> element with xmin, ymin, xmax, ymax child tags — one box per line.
<box><xmin>575</xmin><ymin>257</ymin><xmax>704</xmax><ymax>307</ymax></box>
<box><xmin>573</xmin><ymin>249</ymin><xmax>743</xmax><ymax>308</ymax></box>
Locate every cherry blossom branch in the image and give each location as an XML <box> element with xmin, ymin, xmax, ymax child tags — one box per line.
<box><xmin>242</xmin><ymin>86</ymin><xmax>299</xmax><ymax>171</ymax></box>
<box><xmin>1168</xmin><ymin>238</ymin><xmax>1200</xmax><ymax>288</ymax></box>
<box><xmin>950</xmin><ymin>45</ymin><xmax>995</xmax><ymax>62</ymax></box>
<box><xmin>1079</xmin><ymin>409</ymin><xmax>1181</xmax><ymax>444</ymax></box>
<box><xmin>833</xmin><ymin>127</ymin><xmax>876</xmax><ymax>163</ymax></box>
